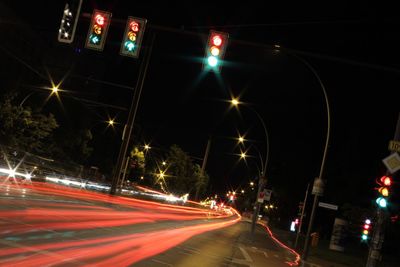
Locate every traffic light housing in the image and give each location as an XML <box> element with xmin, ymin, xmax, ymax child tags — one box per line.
<box><xmin>85</xmin><ymin>10</ymin><xmax>112</xmax><ymax>51</ymax></box>
<box><xmin>361</xmin><ymin>219</ymin><xmax>371</xmax><ymax>241</ymax></box>
<box><xmin>376</xmin><ymin>175</ymin><xmax>392</xmax><ymax>208</ymax></box>
<box><xmin>120</xmin><ymin>17</ymin><xmax>147</xmax><ymax>58</ymax></box>
<box><xmin>203</xmin><ymin>30</ymin><xmax>229</xmax><ymax>72</ymax></box>
<box><xmin>57</xmin><ymin>0</ymin><xmax>83</xmax><ymax>43</ymax></box>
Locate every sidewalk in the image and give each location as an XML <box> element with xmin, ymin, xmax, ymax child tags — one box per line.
<box><xmin>268</xmin><ymin>226</ymin><xmax>364</xmax><ymax>267</ymax></box>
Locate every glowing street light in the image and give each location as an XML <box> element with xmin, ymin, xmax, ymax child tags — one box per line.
<box><xmin>250</xmin><ymin>181</ymin><xmax>254</xmax><ymax>186</ymax></box>
<box><xmin>144</xmin><ymin>144</ymin><xmax>151</xmax><ymax>150</ymax></box>
<box><xmin>107</xmin><ymin>119</ymin><xmax>115</xmax><ymax>126</ymax></box>
<box><xmin>162</xmin><ymin>161</ymin><xmax>167</xmax><ymax>166</ymax></box>
<box><xmin>240</xmin><ymin>152</ymin><xmax>247</xmax><ymax>159</ymax></box>
<box><xmin>241</xmin><ymin>189</ymin><xmax>245</xmax><ymax>193</ymax></box>
<box><xmin>231</xmin><ymin>98</ymin><xmax>239</xmax><ymax>106</ymax></box>
<box><xmin>238</xmin><ymin>135</ymin><xmax>245</xmax><ymax>143</ymax></box>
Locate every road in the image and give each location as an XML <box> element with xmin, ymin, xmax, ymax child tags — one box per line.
<box><xmin>0</xmin><ymin>178</ymin><xmax>300</xmax><ymax>266</ymax></box>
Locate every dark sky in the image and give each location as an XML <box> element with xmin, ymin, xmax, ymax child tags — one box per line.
<box><xmin>1</xmin><ymin>0</ymin><xmax>400</xmax><ymax>217</ymax></box>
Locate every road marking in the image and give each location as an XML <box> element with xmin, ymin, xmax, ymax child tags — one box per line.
<box><xmin>239</xmin><ymin>246</ymin><xmax>253</xmax><ymax>262</ymax></box>
<box><xmin>274</xmin><ymin>254</ymin><xmax>279</xmax><ymax>258</ymax></box>
<box><xmin>263</xmin><ymin>251</ymin><xmax>269</xmax><ymax>258</ymax></box>
<box><xmin>151</xmin><ymin>259</ymin><xmax>173</xmax><ymax>266</ymax></box>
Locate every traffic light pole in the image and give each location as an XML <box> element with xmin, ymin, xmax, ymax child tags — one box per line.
<box><xmin>110</xmin><ymin>33</ymin><xmax>155</xmax><ymax>195</ymax></box>
<box><xmin>366</xmin><ymin>112</ymin><xmax>400</xmax><ymax>267</ymax></box>
<box><xmin>295</xmin><ymin>183</ymin><xmax>310</xmax><ymax>248</ymax></box>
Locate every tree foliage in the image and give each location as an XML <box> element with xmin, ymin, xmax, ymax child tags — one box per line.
<box><xmin>0</xmin><ymin>93</ymin><xmax>58</xmax><ymax>154</ymax></box>
<box><xmin>154</xmin><ymin>144</ymin><xmax>209</xmax><ymax>197</ymax></box>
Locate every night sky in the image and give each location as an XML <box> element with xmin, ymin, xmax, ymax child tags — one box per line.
<box><xmin>1</xmin><ymin>0</ymin><xmax>400</xmax><ymax>218</ymax></box>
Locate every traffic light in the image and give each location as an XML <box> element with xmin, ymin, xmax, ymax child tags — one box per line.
<box><xmin>85</xmin><ymin>10</ymin><xmax>112</xmax><ymax>51</ymax></box>
<box><xmin>203</xmin><ymin>30</ymin><xmax>229</xmax><ymax>72</ymax></box>
<box><xmin>361</xmin><ymin>219</ymin><xmax>372</xmax><ymax>241</ymax></box>
<box><xmin>120</xmin><ymin>17</ymin><xmax>147</xmax><ymax>58</ymax></box>
<box><xmin>376</xmin><ymin>175</ymin><xmax>392</xmax><ymax>208</ymax></box>
<box><xmin>58</xmin><ymin>0</ymin><xmax>83</xmax><ymax>43</ymax></box>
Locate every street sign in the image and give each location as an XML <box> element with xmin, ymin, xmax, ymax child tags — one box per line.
<box><xmin>257</xmin><ymin>191</ymin><xmax>265</xmax><ymax>203</ymax></box>
<box><xmin>312</xmin><ymin>178</ymin><xmax>324</xmax><ymax>196</ymax></box>
<box><xmin>318</xmin><ymin>202</ymin><xmax>338</xmax><ymax>210</ymax></box>
<box><xmin>263</xmin><ymin>189</ymin><xmax>272</xmax><ymax>201</ymax></box>
<box><xmin>388</xmin><ymin>140</ymin><xmax>400</xmax><ymax>153</ymax></box>
<box><xmin>382</xmin><ymin>153</ymin><xmax>400</xmax><ymax>174</ymax></box>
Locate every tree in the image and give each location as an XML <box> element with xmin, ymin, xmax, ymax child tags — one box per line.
<box><xmin>193</xmin><ymin>163</ymin><xmax>209</xmax><ymax>199</ymax></box>
<box><xmin>0</xmin><ymin>93</ymin><xmax>58</xmax><ymax>154</ymax></box>
<box><xmin>128</xmin><ymin>146</ymin><xmax>145</xmax><ymax>179</ymax></box>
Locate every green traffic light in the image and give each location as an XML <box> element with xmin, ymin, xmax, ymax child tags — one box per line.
<box><xmin>207</xmin><ymin>56</ymin><xmax>218</xmax><ymax>67</ymax></box>
<box><xmin>90</xmin><ymin>35</ymin><xmax>100</xmax><ymax>44</ymax></box>
<box><xmin>361</xmin><ymin>234</ymin><xmax>368</xmax><ymax>241</ymax></box>
<box><xmin>376</xmin><ymin>197</ymin><xmax>387</xmax><ymax>208</ymax></box>
<box><xmin>124</xmin><ymin>41</ymin><xmax>135</xmax><ymax>52</ymax></box>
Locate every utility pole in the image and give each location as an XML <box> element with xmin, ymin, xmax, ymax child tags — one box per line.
<box><xmin>366</xmin><ymin>112</ymin><xmax>400</xmax><ymax>267</ymax></box>
<box><xmin>195</xmin><ymin>137</ymin><xmax>211</xmax><ymax>201</ymax></box>
<box><xmin>110</xmin><ymin>33</ymin><xmax>155</xmax><ymax>195</ymax></box>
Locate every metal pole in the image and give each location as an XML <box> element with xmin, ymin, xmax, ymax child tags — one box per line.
<box><xmin>195</xmin><ymin>137</ymin><xmax>212</xmax><ymax>201</ymax></box>
<box><xmin>246</xmin><ymin>106</ymin><xmax>270</xmax><ymax>237</ymax></box>
<box><xmin>288</xmin><ymin>54</ymin><xmax>331</xmax><ymax>262</ymax></box>
<box><xmin>110</xmin><ymin>33</ymin><xmax>156</xmax><ymax>195</ymax></box>
<box><xmin>295</xmin><ymin>183</ymin><xmax>310</xmax><ymax>248</ymax></box>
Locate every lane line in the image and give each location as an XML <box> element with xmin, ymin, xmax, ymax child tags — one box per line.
<box><xmin>151</xmin><ymin>259</ymin><xmax>173</xmax><ymax>266</ymax></box>
<box><xmin>239</xmin><ymin>246</ymin><xmax>253</xmax><ymax>262</ymax></box>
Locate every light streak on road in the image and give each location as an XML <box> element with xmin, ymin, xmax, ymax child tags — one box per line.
<box><xmin>258</xmin><ymin>221</ymin><xmax>301</xmax><ymax>266</ymax></box>
<box><xmin>0</xmin><ymin>179</ymin><xmax>240</xmax><ymax>266</ymax></box>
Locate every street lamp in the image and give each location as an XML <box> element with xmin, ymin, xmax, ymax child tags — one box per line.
<box><xmin>240</xmin><ymin>152</ymin><xmax>247</xmax><ymax>159</ymax></box>
<box><xmin>107</xmin><ymin>119</ymin><xmax>115</xmax><ymax>126</ymax></box>
<box><xmin>144</xmin><ymin>144</ymin><xmax>151</xmax><ymax>150</ymax></box>
<box><xmin>230</xmin><ymin>97</ymin><xmax>270</xmax><ymax>236</ymax></box>
<box><xmin>238</xmin><ymin>135</ymin><xmax>245</xmax><ymax>144</ymax></box>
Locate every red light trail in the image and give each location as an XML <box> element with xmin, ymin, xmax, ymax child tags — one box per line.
<box><xmin>0</xmin><ymin>179</ymin><xmax>240</xmax><ymax>266</ymax></box>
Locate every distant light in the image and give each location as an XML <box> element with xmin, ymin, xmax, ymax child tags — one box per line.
<box><xmin>381</xmin><ymin>176</ymin><xmax>392</xmax><ymax>186</ymax></box>
<box><xmin>51</xmin><ymin>86</ymin><xmax>59</xmax><ymax>94</ymax></box>
<box><xmin>250</xmin><ymin>182</ymin><xmax>254</xmax><ymax>186</ymax></box>
<box><xmin>25</xmin><ymin>174</ymin><xmax>32</xmax><ymax>180</ymax></box>
<box><xmin>8</xmin><ymin>169</ymin><xmax>16</xmax><ymax>178</ymax></box>
<box><xmin>238</xmin><ymin>136</ymin><xmax>244</xmax><ymax>143</ymax></box>
<box><xmin>108</xmin><ymin>119</ymin><xmax>114</xmax><ymax>126</ymax></box>
<box><xmin>144</xmin><ymin>144</ymin><xmax>150</xmax><ymax>150</ymax></box>
<box><xmin>140</xmin><ymin>176</ymin><xmax>144</xmax><ymax>180</ymax></box>
<box><xmin>162</xmin><ymin>161</ymin><xmax>166</xmax><ymax>166</ymax></box>
<box><xmin>240</xmin><ymin>152</ymin><xmax>247</xmax><ymax>159</ymax></box>
<box><xmin>207</xmin><ymin>56</ymin><xmax>218</xmax><ymax>67</ymax></box>
<box><xmin>241</xmin><ymin>190</ymin><xmax>244</xmax><ymax>193</ymax></box>
<box><xmin>290</xmin><ymin>221</ymin><xmax>296</xmax><ymax>232</ymax></box>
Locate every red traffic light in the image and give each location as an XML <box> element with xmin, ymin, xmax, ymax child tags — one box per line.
<box><xmin>120</xmin><ymin>17</ymin><xmax>147</xmax><ymax>58</ymax></box>
<box><xmin>212</xmin><ymin>35</ymin><xmax>222</xmax><ymax>46</ymax></box>
<box><xmin>203</xmin><ymin>30</ymin><xmax>229</xmax><ymax>71</ymax></box>
<box><xmin>95</xmin><ymin>14</ymin><xmax>105</xmax><ymax>25</ymax></box>
<box><xmin>381</xmin><ymin>176</ymin><xmax>392</xmax><ymax>186</ymax></box>
<box><xmin>85</xmin><ymin>10</ymin><xmax>112</xmax><ymax>51</ymax></box>
<box><xmin>363</xmin><ymin>224</ymin><xmax>370</xmax><ymax>230</ymax></box>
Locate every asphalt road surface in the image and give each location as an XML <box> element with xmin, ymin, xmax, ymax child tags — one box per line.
<box><xmin>0</xmin><ymin>179</ymin><xmax>300</xmax><ymax>266</ymax></box>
